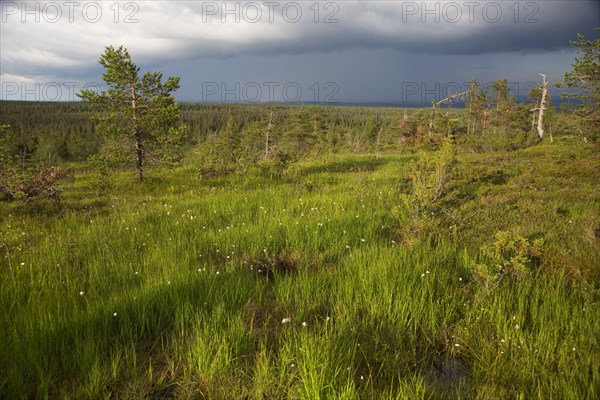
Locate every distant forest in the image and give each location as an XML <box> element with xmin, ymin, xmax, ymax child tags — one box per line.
<box><xmin>0</xmin><ymin>83</ymin><xmax>570</xmax><ymax>168</ymax></box>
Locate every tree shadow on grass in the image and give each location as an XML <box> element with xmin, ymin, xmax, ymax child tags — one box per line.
<box><xmin>1</xmin><ymin>196</ymin><xmax>111</xmax><ymax>220</ymax></box>
<box><xmin>3</xmin><ymin>268</ymin><xmax>264</xmax><ymax>399</ymax></box>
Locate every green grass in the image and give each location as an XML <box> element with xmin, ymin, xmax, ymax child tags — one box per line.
<box><xmin>0</xmin><ymin>139</ymin><xmax>598</xmax><ymax>399</ymax></box>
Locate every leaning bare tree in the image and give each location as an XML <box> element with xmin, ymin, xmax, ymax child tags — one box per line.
<box><xmin>428</xmin><ymin>90</ymin><xmax>470</xmax><ymax>139</ymax></box>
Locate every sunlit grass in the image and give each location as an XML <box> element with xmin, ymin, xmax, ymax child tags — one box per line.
<box><xmin>0</xmin><ymin>140</ymin><xmax>598</xmax><ymax>399</ymax></box>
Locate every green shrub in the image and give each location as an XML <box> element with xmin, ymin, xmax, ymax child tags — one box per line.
<box><xmin>400</xmin><ymin>135</ymin><xmax>457</xmax><ymax>223</ymax></box>
<box><xmin>473</xmin><ymin>231</ymin><xmax>544</xmax><ymax>286</ymax></box>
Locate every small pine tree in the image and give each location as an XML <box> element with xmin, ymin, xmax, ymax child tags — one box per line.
<box><xmin>238</xmin><ymin>121</ymin><xmax>264</xmax><ymax>169</ymax></box>
<box><xmin>559</xmin><ymin>28</ymin><xmax>600</xmax><ymax>138</ymax></box>
<box><xmin>283</xmin><ymin>106</ymin><xmax>314</xmax><ymax>160</ymax></box>
<box><xmin>78</xmin><ymin>45</ymin><xmax>186</xmax><ymax>181</ymax></box>
<box><xmin>401</xmin><ymin>135</ymin><xmax>457</xmax><ymax>223</ymax></box>
<box><xmin>308</xmin><ymin>106</ymin><xmax>328</xmax><ymax>154</ymax></box>
<box><xmin>215</xmin><ymin>115</ymin><xmax>240</xmax><ymax>168</ymax></box>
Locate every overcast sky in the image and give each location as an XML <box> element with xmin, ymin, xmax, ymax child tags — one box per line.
<box><xmin>1</xmin><ymin>0</ymin><xmax>598</xmax><ymax>104</ymax></box>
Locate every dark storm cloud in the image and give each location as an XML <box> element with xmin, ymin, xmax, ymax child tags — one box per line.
<box><xmin>158</xmin><ymin>0</ymin><xmax>600</xmax><ymax>59</ymax></box>
<box><xmin>1</xmin><ymin>0</ymin><xmax>598</xmax><ymax>101</ymax></box>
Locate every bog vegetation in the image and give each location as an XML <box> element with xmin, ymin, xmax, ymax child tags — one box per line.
<box><xmin>0</xmin><ymin>33</ymin><xmax>598</xmax><ymax>399</ymax></box>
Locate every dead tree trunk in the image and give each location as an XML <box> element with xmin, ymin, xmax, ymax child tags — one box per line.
<box><xmin>483</xmin><ymin>109</ymin><xmax>488</xmax><ymax>132</ymax></box>
<box><xmin>536</xmin><ymin>73</ymin><xmax>548</xmax><ymax>140</ymax></box>
<box><xmin>467</xmin><ymin>100</ymin><xmax>473</xmax><ymax>135</ymax></box>
<box><xmin>376</xmin><ymin>127</ymin><xmax>383</xmax><ymax>159</ymax></box>
<box><xmin>428</xmin><ymin>100</ymin><xmax>436</xmax><ymax>141</ymax></box>
<box><xmin>466</xmin><ymin>80</ymin><xmax>475</xmax><ymax>135</ymax></box>
<box><xmin>353</xmin><ymin>132</ymin><xmax>361</xmax><ymax>153</ymax></box>
<box><xmin>265</xmin><ymin>109</ymin><xmax>273</xmax><ymax>158</ymax></box>
<box><xmin>531</xmin><ymin>99</ymin><xmax>538</xmax><ymax>130</ymax></box>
